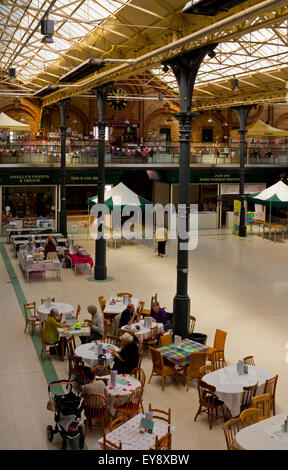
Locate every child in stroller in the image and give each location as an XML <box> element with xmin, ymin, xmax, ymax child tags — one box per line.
<box><xmin>47</xmin><ymin>380</ymin><xmax>85</xmax><ymax>450</ymax></box>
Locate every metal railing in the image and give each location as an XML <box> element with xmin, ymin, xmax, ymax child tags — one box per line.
<box><xmin>0</xmin><ymin>141</ymin><xmax>287</xmax><ymax>165</ymax></box>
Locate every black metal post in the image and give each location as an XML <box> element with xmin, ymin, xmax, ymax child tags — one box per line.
<box><xmin>58</xmin><ymin>99</ymin><xmax>69</xmax><ymax>238</ymax></box>
<box><xmin>233</xmin><ymin>105</ymin><xmax>253</xmax><ymax>237</ymax></box>
<box><xmin>92</xmin><ymin>83</ymin><xmax>113</xmax><ymax>280</ymax></box>
<box><xmin>163</xmin><ymin>44</ymin><xmax>217</xmax><ymax>338</ymax></box>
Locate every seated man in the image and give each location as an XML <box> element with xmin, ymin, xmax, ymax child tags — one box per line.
<box><xmin>80</xmin><ymin>305</ymin><xmax>104</xmax><ymax>344</ymax></box>
<box><xmin>150</xmin><ymin>301</ymin><xmax>170</xmax><ymax>330</ymax></box>
<box><xmin>119</xmin><ymin>303</ymin><xmax>139</xmax><ymax>329</ymax></box>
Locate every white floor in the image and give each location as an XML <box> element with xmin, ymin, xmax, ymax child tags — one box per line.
<box><xmin>0</xmin><ymin>228</ymin><xmax>288</xmax><ymax>450</ymax></box>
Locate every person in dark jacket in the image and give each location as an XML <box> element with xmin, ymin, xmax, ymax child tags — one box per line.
<box><xmin>150</xmin><ymin>301</ymin><xmax>170</xmax><ymax>329</ymax></box>
<box><xmin>111</xmin><ymin>333</ymin><xmax>139</xmax><ymax>374</ymax></box>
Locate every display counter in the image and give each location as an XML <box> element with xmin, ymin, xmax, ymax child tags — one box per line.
<box><xmin>198</xmin><ymin>212</ymin><xmax>217</xmax><ymax>229</ymax></box>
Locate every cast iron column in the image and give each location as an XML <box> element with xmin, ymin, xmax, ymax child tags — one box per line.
<box><xmin>163</xmin><ymin>44</ymin><xmax>217</xmax><ymax>338</ymax></box>
<box><xmin>92</xmin><ymin>82</ymin><xmax>113</xmax><ymax>280</ymax></box>
<box><xmin>232</xmin><ymin>105</ymin><xmax>253</xmax><ymax>237</ymax></box>
<box><xmin>58</xmin><ymin>98</ymin><xmax>69</xmax><ymax>238</ymax></box>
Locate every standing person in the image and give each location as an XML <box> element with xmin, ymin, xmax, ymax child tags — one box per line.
<box><xmin>154</xmin><ymin>227</ymin><xmax>168</xmax><ymax>257</ymax></box>
<box><xmin>44</xmin><ymin>307</ymin><xmax>69</xmax><ymax>356</ymax></box>
<box><xmin>119</xmin><ymin>303</ymin><xmax>139</xmax><ymax>328</ymax></box>
<box><xmin>81</xmin><ymin>305</ymin><xmax>104</xmax><ymax>343</ymax></box>
<box><xmin>44</xmin><ymin>235</ymin><xmax>57</xmax><ymax>259</ymax></box>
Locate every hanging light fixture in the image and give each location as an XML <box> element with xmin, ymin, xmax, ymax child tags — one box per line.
<box><xmin>41</xmin><ymin>17</ymin><xmax>54</xmax><ymax>44</ymax></box>
<box><xmin>8</xmin><ymin>67</ymin><xmax>16</xmax><ymax>82</ymax></box>
<box><xmin>231</xmin><ymin>75</ymin><xmax>239</xmax><ymax>91</ymax></box>
<box><xmin>208</xmin><ymin>110</ymin><xmax>213</xmax><ymax>123</ymax></box>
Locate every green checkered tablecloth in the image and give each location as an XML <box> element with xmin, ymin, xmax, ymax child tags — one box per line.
<box><xmin>158</xmin><ymin>338</ymin><xmax>208</xmax><ymax>366</ymax></box>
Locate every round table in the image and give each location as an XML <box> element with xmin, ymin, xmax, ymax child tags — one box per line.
<box><xmin>234</xmin><ymin>413</ymin><xmax>288</xmax><ymax>450</ymax></box>
<box><xmin>103</xmin><ymin>374</ymin><xmax>141</xmax><ymax>416</ymax></box>
<box><xmin>121</xmin><ymin>319</ymin><xmax>164</xmax><ymax>343</ymax></box>
<box><xmin>37</xmin><ymin>302</ymin><xmax>74</xmax><ymax>323</ymax></box>
<box><xmin>203</xmin><ymin>364</ymin><xmax>271</xmax><ymax>417</ymax></box>
<box><xmin>74</xmin><ymin>341</ymin><xmax>119</xmax><ymax>369</ymax></box>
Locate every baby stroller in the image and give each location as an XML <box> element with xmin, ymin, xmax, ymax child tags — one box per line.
<box><xmin>47</xmin><ymin>380</ymin><xmax>85</xmax><ymax>450</ymax></box>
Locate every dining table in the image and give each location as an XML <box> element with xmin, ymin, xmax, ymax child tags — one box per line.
<box><xmin>120</xmin><ymin>319</ymin><xmax>164</xmax><ymax>343</ymax></box>
<box><xmin>234</xmin><ymin>413</ymin><xmax>288</xmax><ymax>450</ymax></box>
<box><xmin>37</xmin><ymin>302</ymin><xmax>74</xmax><ymax>323</ymax></box>
<box><xmin>57</xmin><ymin>324</ymin><xmax>90</xmax><ymax>361</ymax></box>
<box><xmin>102</xmin><ymin>373</ymin><xmax>141</xmax><ymax>416</ymax></box>
<box><xmin>97</xmin><ymin>413</ymin><xmax>174</xmax><ymax>450</ymax></box>
<box><xmin>203</xmin><ymin>364</ymin><xmax>271</xmax><ymax>417</ymax></box>
<box><xmin>74</xmin><ymin>341</ymin><xmax>120</xmax><ymax>369</ymax></box>
<box><xmin>104</xmin><ymin>296</ymin><xmax>139</xmax><ymax>320</ymax></box>
<box><xmin>157</xmin><ymin>338</ymin><xmax>208</xmax><ymax>367</ymax></box>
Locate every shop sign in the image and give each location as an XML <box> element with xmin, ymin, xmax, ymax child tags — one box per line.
<box><xmin>0</xmin><ymin>173</ymin><xmax>53</xmax><ymax>185</ymax></box>
<box><xmin>198</xmin><ymin>173</ymin><xmax>240</xmax><ymax>183</ymax></box>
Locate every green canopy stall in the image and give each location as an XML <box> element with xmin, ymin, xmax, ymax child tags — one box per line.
<box><xmin>247</xmin><ymin>180</ymin><xmax>288</xmax><ymax>223</ymax></box>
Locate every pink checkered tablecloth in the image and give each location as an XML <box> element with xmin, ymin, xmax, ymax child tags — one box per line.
<box><xmin>121</xmin><ymin>320</ymin><xmax>164</xmax><ymax>343</ymax></box>
<box><xmin>98</xmin><ymin>414</ymin><xmax>174</xmax><ymax>450</ymax></box>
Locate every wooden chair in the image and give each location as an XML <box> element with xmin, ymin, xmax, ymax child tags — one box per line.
<box><xmin>210</xmin><ymin>349</ymin><xmax>226</xmax><ymax>370</ymax></box>
<box><xmin>40</xmin><ymin>298</ymin><xmax>55</xmax><ymax>304</ymax></box>
<box><xmin>207</xmin><ymin>329</ymin><xmax>227</xmax><ymax>360</ymax></box>
<box><xmin>67</xmin><ymin>355</ymin><xmax>86</xmax><ymax>385</ymax></box>
<box><xmin>194</xmin><ymin>379</ymin><xmax>226</xmax><ymax>430</ymax></box>
<box><xmin>263</xmin><ymin>374</ymin><xmax>278</xmax><ymax>416</ymax></box>
<box><xmin>141</xmin><ymin>293</ymin><xmax>158</xmax><ymax>316</ymax></box>
<box><xmin>184</xmin><ymin>352</ymin><xmax>207</xmax><ymax>391</ymax></box>
<box><xmin>116</xmin><ymin>386</ymin><xmax>143</xmax><ymax>419</ymax></box>
<box><xmin>240</xmin><ymin>408</ymin><xmax>260</xmax><ymax>427</ymax></box>
<box><xmin>81</xmin><ymin>393</ymin><xmax>108</xmax><ymax>438</ymax></box>
<box><xmin>92</xmin><ymin>365</ymin><xmax>110</xmax><ymax>377</ymax></box>
<box><xmin>104</xmin><ymin>318</ymin><xmax>110</xmax><ymax>337</ymax></box>
<box><xmin>38</xmin><ymin>325</ymin><xmax>60</xmax><ymax>360</ymax></box>
<box><xmin>189</xmin><ymin>315</ymin><xmax>196</xmax><ymax>334</ymax></box>
<box><xmin>251</xmin><ymin>393</ymin><xmax>271</xmax><ymax>421</ymax></box>
<box><xmin>102</xmin><ymin>435</ymin><xmax>122</xmax><ymax>450</ymax></box>
<box><xmin>117</xmin><ymin>292</ymin><xmax>132</xmax><ymax>297</ymax></box>
<box><xmin>131</xmin><ymin>367</ymin><xmax>146</xmax><ymax>413</ymax></box>
<box><xmin>223</xmin><ymin>418</ymin><xmax>242</xmax><ymax>450</ymax></box>
<box><xmin>155</xmin><ymin>426</ymin><xmax>172</xmax><ymax>450</ymax></box>
<box><xmin>66</xmin><ymin>335</ymin><xmax>76</xmax><ymax>355</ymax></box>
<box><xmin>148</xmin><ymin>347</ymin><xmax>178</xmax><ymax>391</ymax></box>
<box><xmin>148</xmin><ymin>404</ymin><xmax>171</xmax><ymax>424</ymax></box>
<box><xmin>98</xmin><ymin>296</ymin><xmax>106</xmax><ymax>313</ymax></box>
<box><xmin>66</xmin><ymin>304</ymin><xmax>81</xmax><ymax>323</ymax></box>
<box><xmin>143</xmin><ymin>325</ymin><xmax>158</xmax><ymax>353</ymax></box>
<box><xmin>199</xmin><ymin>364</ymin><xmax>214</xmax><ymax>379</ymax></box>
<box><xmin>160</xmin><ymin>332</ymin><xmax>172</xmax><ymax>347</ymax></box>
<box><xmin>137</xmin><ymin>301</ymin><xmax>145</xmax><ymax>317</ymax></box>
<box><xmin>103</xmin><ymin>335</ymin><xmax>121</xmax><ymax>348</ymax></box>
<box><xmin>243</xmin><ymin>356</ymin><xmax>255</xmax><ymax>366</ymax></box>
<box><xmin>24</xmin><ymin>301</ymin><xmax>40</xmax><ymax>336</ymax></box>
<box><xmin>240</xmin><ymin>382</ymin><xmax>258</xmax><ymax>412</ymax></box>
<box><xmin>109</xmin><ymin>415</ymin><xmax>127</xmax><ymax>432</ymax></box>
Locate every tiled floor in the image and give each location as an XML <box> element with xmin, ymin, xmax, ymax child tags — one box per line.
<box><xmin>0</xmin><ymin>228</ymin><xmax>287</xmax><ymax>450</ymax></box>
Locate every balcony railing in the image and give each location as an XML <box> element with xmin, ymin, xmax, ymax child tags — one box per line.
<box><xmin>0</xmin><ymin>141</ymin><xmax>287</xmax><ymax>165</ymax></box>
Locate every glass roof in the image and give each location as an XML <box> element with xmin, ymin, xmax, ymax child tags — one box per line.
<box><xmin>152</xmin><ymin>25</ymin><xmax>288</xmax><ymax>94</ymax></box>
<box><xmin>0</xmin><ymin>0</ymin><xmax>130</xmax><ymax>83</ymax></box>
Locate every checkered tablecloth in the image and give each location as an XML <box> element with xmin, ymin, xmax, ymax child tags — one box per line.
<box><xmin>158</xmin><ymin>339</ymin><xmax>208</xmax><ymax>367</ymax></box>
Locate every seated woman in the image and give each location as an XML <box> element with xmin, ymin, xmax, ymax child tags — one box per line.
<box><xmin>44</xmin><ymin>235</ymin><xmax>57</xmax><ymax>259</ymax></box>
<box><xmin>44</xmin><ymin>307</ymin><xmax>69</xmax><ymax>355</ymax></box>
<box><xmin>111</xmin><ymin>333</ymin><xmax>139</xmax><ymax>374</ymax></box>
<box><xmin>150</xmin><ymin>301</ymin><xmax>170</xmax><ymax>330</ymax></box>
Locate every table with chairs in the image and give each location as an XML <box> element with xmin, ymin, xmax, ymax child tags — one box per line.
<box><xmin>120</xmin><ymin>319</ymin><xmax>164</xmax><ymax>344</ymax></box>
<box><xmin>98</xmin><ymin>406</ymin><xmax>173</xmax><ymax>450</ymax></box>
<box><xmin>202</xmin><ymin>364</ymin><xmax>272</xmax><ymax>418</ymax></box>
<box><xmin>37</xmin><ymin>301</ymin><xmax>75</xmax><ymax>324</ymax></box>
<box><xmin>74</xmin><ymin>341</ymin><xmax>120</xmax><ymax>369</ymax></box>
<box><xmin>101</xmin><ymin>373</ymin><xmax>142</xmax><ymax>417</ymax></box>
<box><xmin>233</xmin><ymin>412</ymin><xmax>288</xmax><ymax>450</ymax></box>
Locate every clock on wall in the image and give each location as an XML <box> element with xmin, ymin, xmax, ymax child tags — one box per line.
<box><xmin>108</xmin><ymin>87</ymin><xmax>128</xmax><ymax>111</ymax></box>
